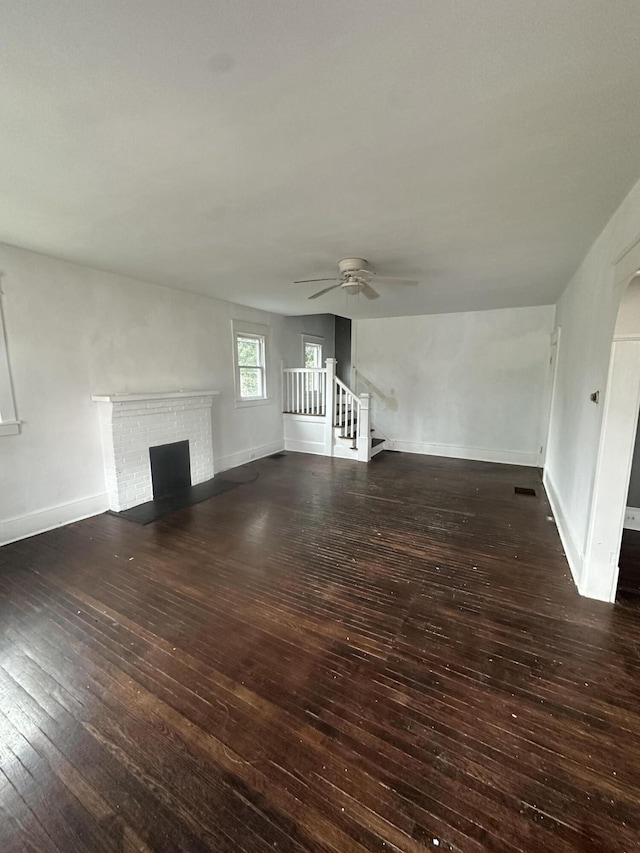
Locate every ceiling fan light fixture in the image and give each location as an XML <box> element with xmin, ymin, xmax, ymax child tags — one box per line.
<box><xmin>341</xmin><ymin>277</ymin><xmax>362</xmax><ymax>294</ymax></box>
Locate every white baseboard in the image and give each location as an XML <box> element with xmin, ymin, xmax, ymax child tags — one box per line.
<box><xmin>386</xmin><ymin>439</ymin><xmax>538</xmax><ymax>467</ymax></box>
<box><xmin>624</xmin><ymin>507</ymin><xmax>640</xmax><ymax>531</ymax></box>
<box><xmin>1</xmin><ymin>492</ymin><xmax>110</xmax><ymax>547</ymax></box>
<box><xmin>215</xmin><ymin>439</ymin><xmax>285</xmax><ymax>473</ymax></box>
<box><xmin>542</xmin><ymin>471</ymin><xmax>583</xmax><ymax>593</ymax></box>
<box><xmin>283</xmin><ymin>438</ymin><xmax>326</xmax><ymax>456</ymax></box>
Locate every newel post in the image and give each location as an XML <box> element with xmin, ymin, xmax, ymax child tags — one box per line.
<box><xmin>324</xmin><ymin>358</ymin><xmax>336</xmax><ymax>456</ymax></box>
<box><xmin>358</xmin><ymin>392</ymin><xmax>371</xmax><ymax>462</ymax></box>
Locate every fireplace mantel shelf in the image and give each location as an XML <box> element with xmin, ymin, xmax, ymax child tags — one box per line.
<box><xmin>91</xmin><ymin>390</ymin><xmax>219</xmax><ymax>403</ymax></box>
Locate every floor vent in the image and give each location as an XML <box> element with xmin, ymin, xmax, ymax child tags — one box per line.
<box><xmin>514</xmin><ymin>486</ymin><xmax>536</xmax><ymax>496</ymax></box>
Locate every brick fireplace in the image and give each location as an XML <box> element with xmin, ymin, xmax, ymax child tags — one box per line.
<box><xmin>92</xmin><ymin>391</ymin><xmax>218</xmax><ymax>512</ymax></box>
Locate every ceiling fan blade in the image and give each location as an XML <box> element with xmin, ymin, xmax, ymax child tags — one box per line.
<box><xmin>370</xmin><ymin>276</ymin><xmax>418</xmax><ymax>286</ymax></box>
<box><xmin>361</xmin><ymin>283</ymin><xmax>380</xmax><ymax>300</ymax></box>
<box><xmin>294</xmin><ymin>277</ymin><xmax>340</xmax><ymax>284</ymax></box>
<box><xmin>308</xmin><ymin>283</ymin><xmax>342</xmax><ymax>300</ymax></box>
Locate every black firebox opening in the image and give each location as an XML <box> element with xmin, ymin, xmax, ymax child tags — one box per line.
<box><xmin>149</xmin><ymin>440</ymin><xmax>191</xmax><ymax>499</ymax></box>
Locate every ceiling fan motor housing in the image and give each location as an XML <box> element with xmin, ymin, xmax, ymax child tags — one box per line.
<box><xmin>338</xmin><ymin>258</ymin><xmax>368</xmax><ymax>275</ymax></box>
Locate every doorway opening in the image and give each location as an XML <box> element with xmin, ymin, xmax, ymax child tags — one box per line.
<box><xmin>581</xmin><ymin>238</ymin><xmax>640</xmax><ymax>602</ymax></box>
<box><xmin>618</xmin><ymin>412</ymin><xmax>640</xmax><ymax>598</ymax></box>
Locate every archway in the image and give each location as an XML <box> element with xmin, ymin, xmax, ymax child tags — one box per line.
<box><xmin>581</xmin><ymin>241</ymin><xmax>640</xmax><ymax>601</ymax></box>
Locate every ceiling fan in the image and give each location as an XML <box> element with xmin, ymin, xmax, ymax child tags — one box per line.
<box><xmin>295</xmin><ymin>258</ymin><xmax>418</xmax><ymax>300</ymax></box>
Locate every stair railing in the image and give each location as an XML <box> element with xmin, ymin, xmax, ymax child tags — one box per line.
<box><xmin>334</xmin><ymin>376</ymin><xmax>361</xmax><ymax>441</ymax></box>
<box><xmin>333</xmin><ymin>377</ymin><xmax>371</xmax><ymax>460</ymax></box>
<box><xmin>282</xmin><ymin>366</ymin><xmax>328</xmax><ymax>415</ymax></box>
<box><xmin>282</xmin><ymin>358</ymin><xmax>371</xmax><ymax>460</ymax></box>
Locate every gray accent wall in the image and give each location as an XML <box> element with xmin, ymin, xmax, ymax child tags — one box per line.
<box><xmin>334</xmin><ymin>315</ymin><xmax>352</xmax><ymax>385</ymax></box>
<box><xmin>627</xmin><ymin>410</ymin><xmax>640</xmax><ymax>507</ymax></box>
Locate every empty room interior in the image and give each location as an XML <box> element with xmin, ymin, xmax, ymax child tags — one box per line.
<box><xmin>3</xmin><ymin>2</ymin><xmax>640</xmax><ymax>851</ymax></box>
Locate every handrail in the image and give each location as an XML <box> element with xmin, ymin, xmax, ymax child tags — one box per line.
<box><xmin>354</xmin><ymin>368</ymin><xmax>386</xmax><ymax>401</ymax></box>
<box><xmin>354</xmin><ymin>368</ymin><xmax>398</xmax><ymax>411</ymax></box>
<box><xmin>333</xmin><ymin>376</ymin><xmax>360</xmax><ymax>440</ymax></box>
<box><xmin>283</xmin><ymin>367</ymin><xmax>327</xmax><ymax>373</ymax></box>
<box><xmin>334</xmin><ymin>376</ymin><xmax>359</xmax><ymax>398</ymax></box>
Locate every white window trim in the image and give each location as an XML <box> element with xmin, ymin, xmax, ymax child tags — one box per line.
<box><xmin>0</xmin><ymin>282</ymin><xmax>20</xmax><ymax>436</ymax></box>
<box><xmin>301</xmin><ymin>333</ymin><xmax>324</xmax><ymax>367</ymax></box>
<box><xmin>232</xmin><ymin>319</ymin><xmax>271</xmax><ymax>408</ymax></box>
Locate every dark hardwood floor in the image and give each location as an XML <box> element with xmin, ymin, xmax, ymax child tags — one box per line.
<box><xmin>1</xmin><ymin>451</ymin><xmax>640</xmax><ymax>852</ymax></box>
<box><xmin>618</xmin><ymin>530</ymin><xmax>640</xmax><ymax>598</ymax></box>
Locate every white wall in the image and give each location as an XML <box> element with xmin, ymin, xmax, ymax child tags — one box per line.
<box><xmin>354</xmin><ymin>305</ymin><xmax>555</xmax><ymax>466</ymax></box>
<box><xmin>545</xmin><ymin>174</ymin><xmax>640</xmax><ymax>597</ymax></box>
<box><xmin>0</xmin><ymin>244</ymin><xmax>316</xmax><ymax>544</ymax></box>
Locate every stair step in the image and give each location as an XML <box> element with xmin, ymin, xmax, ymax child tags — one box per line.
<box><xmin>371</xmin><ymin>437</ymin><xmax>385</xmax><ymax>447</ymax></box>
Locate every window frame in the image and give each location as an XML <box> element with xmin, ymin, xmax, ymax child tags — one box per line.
<box><xmin>232</xmin><ymin>320</ymin><xmax>270</xmax><ymax>408</ymax></box>
<box><xmin>301</xmin><ymin>334</ymin><xmax>325</xmax><ymax>400</ymax></box>
<box><xmin>301</xmin><ymin>334</ymin><xmax>324</xmax><ymax>369</ymax></box>
<box><xmin>0</xmin><ymin>284</ymin><xmax>20</xmax><ymax>436</ymax></box>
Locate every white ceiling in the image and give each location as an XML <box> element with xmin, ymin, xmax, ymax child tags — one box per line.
<box><xmin>2</xmin><ymin>1</ymin><xmax>640</xmax><ymax>319</ymax></box>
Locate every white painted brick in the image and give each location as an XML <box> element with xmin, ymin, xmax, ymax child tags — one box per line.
<box><xmin>96</xmin><ymin>394</ymin><xmax>215</xmax><ymax>511</ymax></box>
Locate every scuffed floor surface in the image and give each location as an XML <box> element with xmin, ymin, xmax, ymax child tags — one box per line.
<box><xmin>1</xmin><ymin>451</ymin><xmax>639</xmax><ymax>852</ymax></box>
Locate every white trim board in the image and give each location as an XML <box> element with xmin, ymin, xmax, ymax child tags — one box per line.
<box><xmin>0</xmin><ymin>420</ymin><xmax>20</xmax><ymax>436</ymax></box>
<box><xmin>282</xmin><ymin>438</ymin><xmax>326</xmax><ymax>456</ymax></box>
<box><xmin>1</xmin><ymin>440</ymin><xmax>286</xmax><ymax>546</ymax></box>
<box><xmin>215</xmin><ymin>439</ymin><xmax>284</xmax><ymax>473</ymax></box>
<box><xmin>386</xmin><ymin>439</ymin><xmax>539</xmax><ymax>467</ymax></box>
<box><xmin>624</xmin><ymin>507</ymin><xmax>640</xmax><ymax>531</ymax></box>
<box><xmin>543</xmin><ymin>470</ymin><xmax>584</xmax><ymax>593</ymax></box>
<box><xmin>1</xmin><ymin>492</ymin><xmax>110</xmax><ymax>547</ymax></box>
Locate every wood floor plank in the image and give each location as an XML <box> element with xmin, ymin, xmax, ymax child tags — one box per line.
<box><xmin>2</xmin><ymin>452</ymin><xmax>640</xmax><ymax>851</ymax></box>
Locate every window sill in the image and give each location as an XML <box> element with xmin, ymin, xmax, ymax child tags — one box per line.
<box><xmin>235</xmin><ymin>397</ymin><xmax>271</xmax><ymax>409</ymax></box>
<box><xmin>0</xmin><ymin>420</ymin><xmax>21</xmax><ymax>436</ymax></box>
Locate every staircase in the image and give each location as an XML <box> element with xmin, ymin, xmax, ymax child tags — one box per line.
<box><xmin>282</xmin><ymin>358</ymin><xmax>386</xmax><ymax>462</ymax></box>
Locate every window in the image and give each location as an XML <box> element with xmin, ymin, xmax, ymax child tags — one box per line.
<box><xmin>302</xmin><ymin>334</ymin><xmax>324</xmax><ymax>400</ymax></box>
<box><xmin>302</xmin><ymin>334</ymin><xmax>324</xmax><ymax>369</ymax></box>
<box><xmin>233</xmin><ymin>321</ymin><xmax>269</xmax><ymax>405</ymax></box>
